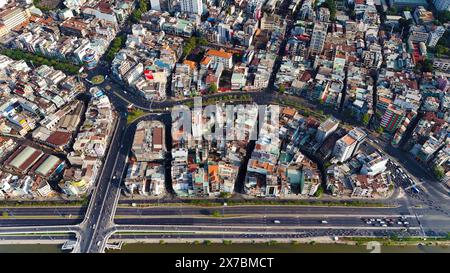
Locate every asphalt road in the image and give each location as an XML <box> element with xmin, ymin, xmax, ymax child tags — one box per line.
<box><xmin>0</xmin><ymin>207</ymin><xmax>86</xmax><ymax>217</ymax></box>
<box><xmin>115</xmin><ymin>216</ymin><xmax>419</xmax><ymax>228</ymax></box>
<box><xmin>115</xmin><ymin>205</ymin><xmax>410</xmax><ymax>217</ymax></box>
<box><xmin>0</xmin><ymin>219</ymin><xmax>80</xmax><ymax>227</ymax></box>
<box><xmin>76</xmin><ymin>114</ymin><xmax>130</xmax><ymax>253</ymax></box>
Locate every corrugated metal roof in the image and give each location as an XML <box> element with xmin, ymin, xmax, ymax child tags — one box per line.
<box><xmin>35</xmin><ymin>155</ymin><xmax>62</xmax><ymax>177</ymax></box>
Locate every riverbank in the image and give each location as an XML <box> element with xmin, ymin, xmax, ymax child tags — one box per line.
<box><xmin>0</xmin><ymin>241</ymin><xmax>65</xmax><ymax>253</ymax></box>
<box><xmin>106</xmin><ymin>240</ymin><xmax>450</xmax><ymax>253</ymax></box>
<box><xmin>0</xmin><ymin>236</ymin><xmax>449</xmax><ymax>253</ymax></box>
<box><xmin>109</xmin><ymin>235</ymin><xmax>450</xmax><ymax>247</ymax></box>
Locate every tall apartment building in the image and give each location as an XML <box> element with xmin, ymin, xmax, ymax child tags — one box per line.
<box><xmin>380</xmin><ymin>105</ymin><xmax>406</xmax><ymax>132</ymax></box>
<box><xmin>434</xmin><ymin>0</ymin><xmax>450</xmax><ymax>11</ymax></box>
<box><xmin>150</xmin><ymin>0</ymin><xmax>162</xmax><ymax>10</ymax></box>
<box><xmin>309</xmin><ymin>22</ymin><xmax>327</xmax><ymax>56</ymax></box>
<box><xmin>150</xmin><ymin>0</ymin><xmax>171</xmax><ymax>11</ymax></box>
<box><xmin>0</xmin><ymin>6</ymin><xmax>31</xmax><ymax>32</ymax></box>
<box><xmin>333</xmin><ymin>127</ymin><xmax>367</xmax><ymax>163</ymax></box>
<box><xmin>316</xmin><ymin>117</ymin><xmax>339</xmax><ymax>143</ymax></box>
<box><xmin>428</xmin><ymin>26</ymin><xmax>445</xmax><ymax>47</ymax></box>
<box><xmin>180</xmin><ymin>0</ymin><xmax>203</xmax><ymax>15</ymax></box>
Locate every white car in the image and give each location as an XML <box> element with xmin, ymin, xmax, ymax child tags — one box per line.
<box><xmin>273</xmin><ymin>220</ymin><xmax>281</xmax><ymax>224</ymax></box>
<box><xmin>321</xmin><ymin>220</ymin><xmax>328</xmax><ymax>224</ymax></box>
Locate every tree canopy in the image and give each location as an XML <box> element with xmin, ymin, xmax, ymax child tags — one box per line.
<box><xmin>0</xmin><ymin>48</ymin><xmax>81</xmax><ymax>75</ymax></box>
<box><xmin>319</xmin><ymin>0</ymin><xmax>337</xmax><ymax>21</ymax></box>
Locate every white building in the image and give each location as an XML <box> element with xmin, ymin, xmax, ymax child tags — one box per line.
<box><xmin>333</xmin><ymin>127</ymin><xmax>366</xmax><ymax>163</ymax></box>
<box><xmin>150</xmin><ymin>0</ymin><xmax>162</xmax><ymax>11</ymax></box>
<box><xmin>309</xmin><ymin>22</ymin><xmax>327</xmax><ymax>56</ymax></box>
<box><xmin>358</xmin><ymin>152</ymin><xmax>388</xmax><ymax>176</ymax></box>
<box><xmin>204</xmin><ymin>49</ymin><xmax>233</xmax><ymax>70</ymax></box>
<box><xmin>180</xmin><ymin>0</ymin><xmax>203</xmax><ymax>15</ymax></box>
<box><xmin>316</xmin><ymin>118</ymin><xmax>339</xmax><ymax>143</ymax></box>
<box><xmin>428</xmin><ymin>26</ymin><xmax>445</xmax><ymax>47</ymax></box>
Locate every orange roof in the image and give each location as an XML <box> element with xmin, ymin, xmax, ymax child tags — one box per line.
<box><xmin>335</xmin><ymin>52</ymin><xmax>346</xmax><ymax>59</ymax></box>
<box><xmin>342</xmin><ymin>135</ymin><xmax>356</xmax><ymax>146</ymax></box>
<box><xmin>183</xmin><ymin>60</ymin><xmax>197</xmax><ymax>70</ymax></box>
<box><xmin>282</xmin><ymin>107</ymin><xmax>296</xmax><ymax>117</ymax></box>
<box><xmin>379</xmin><ymin>97</ymin><xmax>392</xmax><ymax>104</ymax></box>
<box><xmin>200</xmin><ymin>56</ymin><xmax>211</xmax><ymax>65</ymax></box>
<box><xmin>208</xmin><ymin>165</ymin><xmax>219</xmax><ymax>174</ymax></box>
<box><xmin>206</xmin><ymin>49</ymin><xmax>232</xmax><ymax>59</ymax></box>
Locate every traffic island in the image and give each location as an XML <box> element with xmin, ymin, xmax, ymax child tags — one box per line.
<box><xmin>91</xmin><ymin>75</ymin><xmax>105</xmax><ymax>85</ymax></box>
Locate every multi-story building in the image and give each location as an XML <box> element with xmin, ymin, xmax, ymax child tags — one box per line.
<box><xmin>358</xmin><ymin>152</ymin><xmax>388</xmax><ymax>177</ymax></box>
<box><xmin>132</xmin><ymin>121</ymin><xmax>166</xmax><ymax>162</ymax></box>
<box><xmin>204</xmin><ymin>49</ymin><xmax>233</xmax><ymax>70</ymax></box>
<box><xmin>408</xmin><ymin>25</ymin><xmax>429</xmax><ymax>44</ymax></box>
<box><xmin>315</xmin><ymin>117</ymin><xmax>339</xmax><ymax>143</ymax></box>
<box><xmin>428</xmin><ymin>26</ymin><xmax>445</xmax><ymax>47</ymax></box>
<box><xmin>180</xmin><ymin>0</ymin><xmax>203</xmax><ymax>15</ymax></box>
<box><xmin>309</xmin><ymin>22</ymin><xmax>327</xmax><ymax>56</ymax></box>
<box><xmin>333</xmin><ymin>127</ymin><xmax>367</xmax><ymax>163</ymax></box>
<box><xmin>380</xmin><ymin>105</ymin><xmax>406</xmax><ymax>132</ymax></box>
<box><xmin>150</xmin><ymin>0</ymin><xmax>162</xmax><ymax>10</ymax></box>
<box><xmin>434</xmin><ymin>0</ymin><xmax>450</xmax><ymax>11</ymax></box>
<box><xmin>0</xmin><ymin>6</ymin><xmax>31</xmax><ymax>32</ymax></box>
<box><xmin>433</xmin><ymin>58</ymin><xmax>450</xmax><ymax>72</ymax></box>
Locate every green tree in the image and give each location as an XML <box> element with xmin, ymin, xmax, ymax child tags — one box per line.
<box><xmin>416</xmin><ymin>59</ymin><xmax>433</xmax><ymax>73</ymax></box>
<box><xmin>399</xmin><ymin>18</ymin><xmax>413</xmax><ymax>30</ymax></box>
<box><xmin>362</xmin><ymin>113</ymin><xmax>370</xmax><ymax>125</ymax></box>
<box><xmin>343</xmin><ymin>108</ymin><xmax>353</xmax><ymax>118</ymax></box>
<box><xmin>208</xmin><ymin>83</ymin><xmax>218</xmax><ymax>94</ymax></box>
<box><xmin>320</xmin><ymin>0</ymin><xmax>337</xmax><ymax>21</ymax></box>
<box><xmin>376</xmin><ymin>127</ymin><xmax>384</xmax><ymax>134</ymax></box>
<box><xmin>197</xmin><ymin>37</ymin><xmax>208</xmax><ymax>47</ymax></box>
<box><xmin>433</xmin><ymin>165</ymin><xmax>445</xmax><ymax>180</ymax></box>
<box><xmin>437</xmin><ymin>10</ymin><xmax>450</xmax><ymax>24</ymax></box>
<box><xmin>219</xmin><ymin>192</ymin><xmax>231</xmax><ymax>198</ymax></box>
<box><xmin>278</xmin><ymin>85</ymin><xmax>285</xmax><ymax>94</ymax></box>
<box><xmin>211</xmin><ymin>210</ymin><xmax>222</xmax><ymax>217</ymax></box>
<box><xmin>435</xmin><ymin>45</ymin><xmax>450</xmax><ymax>57</ymax></box>
<box><xmin>314</xmin><ymin>186</ymin><xmax>324</xmax><ymax>197</ymax></box>
<box><xmin>387</xmin><ymin>6</ymin><xmax>398</xmax><ymax>15</ymax></box>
